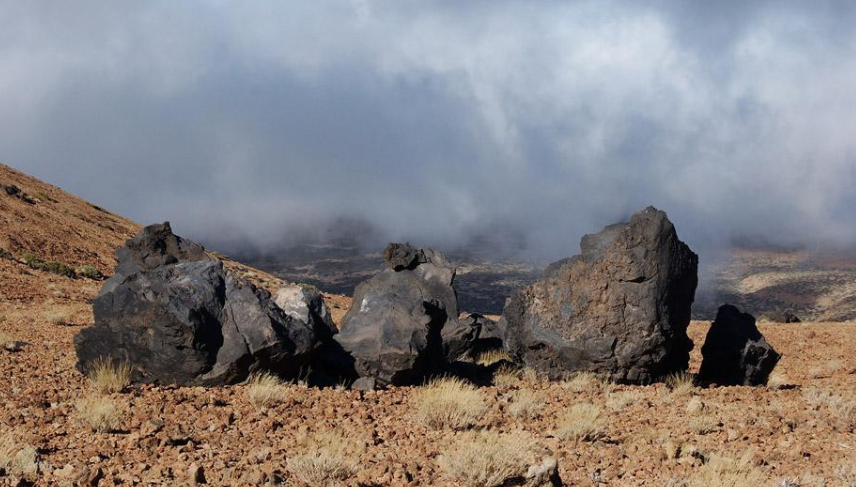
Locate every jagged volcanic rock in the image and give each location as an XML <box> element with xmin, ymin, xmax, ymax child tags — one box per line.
<box><xmin>698</xmin><ymin>304</ymin><xmax>780</xmax><ymax>386</ymax></box>
<box><xmin>500</xmin><ymin>206</ymin><xmax>698</xmax><ymax>383</ymax></box>
<box><xmin>333</xmin><ymin>243</ymin><xmax>458</xmax><ymax>386</ymax></box>
<box><xmin>74</xmin><ymin>222</ymin><xmax>328</xmax><ymax>385</ymax></box>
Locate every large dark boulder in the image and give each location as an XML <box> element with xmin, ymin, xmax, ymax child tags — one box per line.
<box><xmin>500</xmin><ymin>207</ymin><xmax>698</xmax><ymax>383</ymax></box>
<box><xmin>75</xmin><ymin>222</ymin><xmax>328</xmax><ymax>386</ymax></box>
<box><xmin>698</xmin><ymin>304</ymin><xmax>780</xmax><ymax>386</ymax></box>
<box><xmin>333</xmin><ymin>243</ymin><xmax>458</xmax><ymax>386</ymax></box>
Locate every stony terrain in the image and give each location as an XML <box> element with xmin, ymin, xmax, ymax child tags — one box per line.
<box><xmin>2</xmin><ymin>162</ymin><xmax>856</xmax><ymax>486</ymax></box>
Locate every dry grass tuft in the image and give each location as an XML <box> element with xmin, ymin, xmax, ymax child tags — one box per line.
<box><xmin>685</xmin><ymin>450</ymin><xmax>766</xmax><ymax>487</ymax></box>
<box><xmin>665</xmin><ymin>371</ymin><xmax>695</xmax><ymax>395</ymax></box>
<box><xmin>46</xmin><ymin>310</ymin><xmax>71</xmax><ymax>326</ymax></box>
<box><xmin>0</xmin><ymin>431</ymin><xmax>39</xmax><ymax>480</ymax></box>
<box><xmin>562</xmin><ymin>371</ymin><xmax>602</xmax><ymax>393</ymax></box>
<box><xmin>476</xmin><ymin>349</ymin><xmax>513</xmax><ymax>367</ymax></box>
<box><xmin>556</xmin><ymin>402</ymin><xmax>605</xmax><ymax>442</ymax></box>
<box><xmin>414</xmin><ymin>377</ymin><xmax>487</xmax><ymax>430</ymax></box>
<box><xmin>75</xmin><ymin>395</ymin><xmax>123</xmax><ymax>433</ymax></box>
<box><xmin>492</xmin><ymin>365</ymin><xmax>522</xmax><ymax>387</ymax></box>
<box><xmin>439</xmin><ymin>430</ymin><xmax>537</xmax><ymax>487</ymax></box>
<box><xmin>802</xmin><ymin>387</ymin><xmax>835</xmax><ymax>408</ymax></box>
<box><xmin>686</xmin><ymin>397</ymin><xmax>718</xmax><ymax>434</ymax></box>
<box><xmin>86</xmin><ymin>357</ymin><xmax>131</xmax><ymax>394</ymax></box>
<box><xmin>287</xmin><ymin>431</ymin><xmax>359</xmax><ymax>487</ymax></box>
<box><xmin>507</xmin><ymin>390</ymin><xmax>544</xmax><ymax>419</ymax></box>
<box><xmin>606</xmin><ymin>390</ymin><xmax>645</xmax><ymax>411</ymax></box>
<box><xmin>246</xmin><ymin>371</ymin><xmax>288</xmax><ymax>407</ymax></box>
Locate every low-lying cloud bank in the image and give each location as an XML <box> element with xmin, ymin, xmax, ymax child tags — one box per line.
<box><xmin>2</xmin><ymin>1</ymin><xmax>856</xmax><ymax>261</ymax></box>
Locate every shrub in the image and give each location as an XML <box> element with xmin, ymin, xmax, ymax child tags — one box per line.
<box><xmin>246</xmin><ymin>371</ymin><xmax>288</xmax><ymax>407</ymax></box>
<box><xmin>414</xmin><ymin>377</ymin><xmax>487</xmax><ymax>430</ymax></box>
<box><xmin>287</xmin><ymin>431</ymin><xmax>358</xmax><ymax>487</ymax></box>
<box><xmin>75</xmin><ymin>265</ymin><xmax>103</xmax><ymax>280</ymax></box>
<box><xmin>556</xmin><ymin>402</ymin><xmax>605</xmax><ymax>442</ymax></box>
<box><xmin>665</xmin><ymin>371</ymin><xmax>695</xmax><ymax>395</ymax></box>
<box><xmin>75</xmin><ymin>395</ymin><xmax>122</xmax><ymax>433</ymax></box>
<box><xmin>0</xmin><ymin>248</ymin><xmax>12</xmax><ymax>260</ymax></box>
<box><xmin>0</xmin><ymin>431</ymin><xmax>39</xmax><ymax>481</ymax></box>
<box><xmin>476</xmin><ymin>349</ymin><xmax>513</xmax><ymax>367</ymax></box>
<box><xmin>86</xmin><ymin>357</ymin><xmax>131</xmax><ymax>394</ymax></box>
<box><xmin>439</xmin><ymin>430</ymin><xmax>536</xmax><ymax>487</ymax></box>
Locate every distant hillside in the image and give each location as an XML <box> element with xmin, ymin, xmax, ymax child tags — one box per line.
<box><xmin>695</xmin><ymin>247</ymin><xmax>856</xmax><ymax>321</ymax></box>
<box><xmin>0</xmin><ymin>162</ymin><xmax>294</xmax><ymax>293</ymax></box>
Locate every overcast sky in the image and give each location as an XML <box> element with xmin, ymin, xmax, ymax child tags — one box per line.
<box><xmin>2</xmin><ymin>1</ymin><xmax>855</xmax><ymax>260</ymax></box>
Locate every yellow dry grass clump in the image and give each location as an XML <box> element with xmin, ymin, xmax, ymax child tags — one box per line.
<box><xmin>245</xmin><ymin>371</ymin><xmax>288</xmax><ymax>407</ymax></box>
<box><xmin>476</xmin><ymin>349</ymin><xmax>513</xmax><ymax>367</ymax></box>
<box><xmin>75</xmin><ymin>395</ymin><xmax>123</xmax><ymax>433</ymax></box>
<box><xmin>606</xmin><ymin>390</ymin><xmax>645</xmax><ymax>411</ymax></box>
<box><xmin>686</xmin><ymin>450</ymin><xmax>766</xmax><ymax>487</ymax></box>
<box><xmin>414</xmin><ymin>377</ymin><xmax>487</xmax><ymax>430</ymax></box>
<box><xmin>562</xmin><ymin>371</ymin><xmax>602</xmax><ymax>393</ymax></box>
<box><xmin>287</xmin><ymin>431</ymin><xmax>359</xmax><ymax>487</ymax></box>
<box><xmin>556</xmin><ymin>402</ymin><xmax>605</xmax><ymax>442</ymax></box>
<box><xmin>86</xmin><ymin>357</ymin><xmax>131</xmax><ymax>394</ymax></box>
<box><xmin>507</xmin><ymin>390</ymin><xmax>544</xmax><ymax>419</ymax></box>
<box><xmin>439</xmin><ymin>430</ymin><xmax>536</xmax><ymax>487</ymax></box>
<box><xmin>665</xmin><ymin>371</ymin><xmax>695</xmax><ymax>396</ymax></box>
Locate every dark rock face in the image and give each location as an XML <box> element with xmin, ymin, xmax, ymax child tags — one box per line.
<box><xmin>442</xmin><ymin>313</ymin><xmax>505</xmax><ymax>362</ymax></box>
<box><xmin>334</xmin><ymin>243</ymin><xmax>458</xmax><ymax>386</ymax></box>
<box><xmin>500</xmin><ymin>207</ymin><xmax>698</xmax><ymax>383</ymax></box>
<box><xmin>75</xmin><ymin>222</ymin><xmax>327</xmax><ymax>386</ymax></box>
<box><xmin>698</xmin><ymin>304</ymin><xmax>780</xmax><ymax>386</ymax></box>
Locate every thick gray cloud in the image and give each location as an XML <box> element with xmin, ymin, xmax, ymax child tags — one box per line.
<box><xmin>1</xmin><ymin>0</ymin><xmax>855</xmax><ymax>260</ymax></box>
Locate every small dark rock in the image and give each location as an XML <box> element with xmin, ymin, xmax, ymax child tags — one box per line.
<box><xmin>698</xmin><ymin>304</ymin><xmax>781</xmax><ymax>386</ymax></box>
<box><xmin>765</xmin><ymin>309</ymin><xmax>801</xmax><ymax>323</ymax></box>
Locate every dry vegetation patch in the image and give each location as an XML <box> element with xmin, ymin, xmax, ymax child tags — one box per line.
<box><xmin>507</xmin><ymin>389</ymin><xmax>545</xmax><ymax>419</ymax></box>
<box><xmin>476</xmin><ymin>349</ymin><xmax>513</xmax><ymax>367</ymax></box>
<box><xmin>414</xmin><ymin>377</ymin><xmax>487</xmax><ymax>430</ymax></box>
<box><xmin>439</xmin><ymin>430</ymin><xmax>537</xmax><ymax>487</ymax></box>
<box><xmin>562</xmin><ymin>371</ymin><xmax>603</xmax><ymax>393</ymax></box>
<box><xmin>75</xmin><ymin>395</ymin><xmax>123</xmax><ymax>433</ymax></box>
<box><xmin>86</xmin><ymin>357</ymin><xmax>131</xmax><ymax>394</ymax></box>
<box><xmin>606</xmin><ymin>389</ymin><xmax>645</xmax><ymax>411</ymax></box>
<box><xmin>684</xmin><ymin>450</ymin><xmax>766</xmax><ymax>487</ymax></box>
<box><xmin>245</xmin><ymin>371</ymin><xmax>288</xmax><ymax>407</ymax></box>
<box><xmin>287</xmin><ymin>431</ymin><xmax>359</xmax><ymax>487</ymax></box>
<box><xmin>665</xmin><ymin>371</ymin><xmax>695</xmax><ymax>396</ymax></box>
<box><xmin>556</xmin><ymin>402</ymin><xmax>606</xmax><ymax>442</ymax></box>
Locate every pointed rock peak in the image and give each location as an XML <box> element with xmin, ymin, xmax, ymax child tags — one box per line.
<box><xmin>117</xmin><ymin>222</ymin><xmax>210</xmax><ymax>273</ymax></box>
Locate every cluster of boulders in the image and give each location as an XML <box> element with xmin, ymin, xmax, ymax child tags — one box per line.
<box><xmin>75</xmin><ymin>207</ymin><xmax>780</xmax><ymax>388</ymax></box>
<box><xmin>75</xmin><ymin>223</ymin><xmax>335</xmax><ymax>386</ymax></box>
